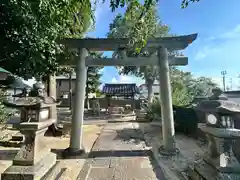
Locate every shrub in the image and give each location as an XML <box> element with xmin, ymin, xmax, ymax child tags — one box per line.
<box><xmin>173</xmin><ymin>105</ymin><xmax>199</xmax><ymax>136</ymax></box>
<box><xmin>145</xmin><ymin>98</ymin><xmax>199</xmax><ymax>136</ymax></box>
<box><xmin>145</xmin><ymin>97</ymin><xmax>161</xmax><ymax>121</ymax></box>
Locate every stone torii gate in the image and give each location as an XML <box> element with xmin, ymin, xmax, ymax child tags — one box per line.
<box><xmin>59</xmin><ymin>33</ymin><xmax>198</xmax><ymax>157</ymax></box>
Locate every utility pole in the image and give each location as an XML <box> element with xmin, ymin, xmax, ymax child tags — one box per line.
<box><xmin>238</xmin><ymin>74</ymin><xmax>240</xmax><ymax>90</ymax></box>
<box><xmin>221</xmin><ymin>70</ymin><xmax>227</xmax><ymax>91</ymax></box>
<box><xmin>229</xmin><ymin>78</ymin><xmax>232</xmax><ymax>90</ymax></box>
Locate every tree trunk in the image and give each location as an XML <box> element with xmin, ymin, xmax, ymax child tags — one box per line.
<box><xmin>146</xmin><ymin>80</ymin><xmax>154</xmax><ymax>103</ymax></box>
<box><xmin>143</xmin><ymin>69</ymin><xmax>155</xmax><ymax>103</ymax></box>
<box><xmin>69</xmin><ymin>73</ymin><xmax>73</xmax><ymax>110</ymax></box>
<box><xmin>45</xmin><ymin>74</ymin><xmax>62</xmax><ymax>137</ymax></box>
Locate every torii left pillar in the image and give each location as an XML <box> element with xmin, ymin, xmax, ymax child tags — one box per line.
<box><xmin>158</xmin><ymin>46</ymin><xmax>179</xmax><ymax>155</ymax></box>
<box><xmin>63</xmin><ymin>48</ymin><xmax>88</xmax><ymax>157</ymax></box>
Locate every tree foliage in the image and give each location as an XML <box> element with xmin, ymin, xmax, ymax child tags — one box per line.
<box><xmin>0</xmin><ymin>0</ymin><xmax>194</xmax><ymax>82</ymax></box>
<box><xmin>107</xmin><ymin>4</ymin><xmax>169</xmax><ymax>101</ymax></box>
<box><xmin>0</xmin><ymin>0</ymin><xmax>167</xmax><ymax>80</ymax></box>
<box><xmin>170</xmin><ymin>67</ymin><xmax>218</xmax><ymax>106</ymax></box>
<box><xmin>0</xmin><ymin>0</ymin><xmax>93</xmax><ymax>79</ymax></box>
<box><xmin>181</xmin><ymin>0</ymin><xmax>200</xmax><ymax>8</ymax></box>
<box><xmin>108</xmin><ymin>3</ymin><xmax>169</xmax><ymax>52</ymax></box>
<box><xmin>86</xmin><ymin>52</ymin><xmax>104</xmax><ymax>95</ymax></box>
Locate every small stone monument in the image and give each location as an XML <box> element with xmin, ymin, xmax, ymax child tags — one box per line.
<box><xmin>135</xmin><ymin>99</ymin><xmax>148</xmax><ymax>121</ymax></box>
<box><xmin>92</xmin><ymin>97</ymin><xmax>100</xmax><ymax>116</ymax></box>
<box><xmin>189</xmin><ymin>88</ymin><xmax>240</xmax><ymax>180</ymax></box>
<box><xmin>1</xmin><ymin>82</ymin><xmax>58</xmax><ymax>180</ymax></box>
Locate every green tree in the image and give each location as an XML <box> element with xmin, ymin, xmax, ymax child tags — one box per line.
<box><xmin>0</xmin><ymin>0</ymin><xmax>163</xmax><ymax>80</ymax></box>
<box><xmin>186</xmin><ymin>76</ymin><xmax>218</xmax><ymax>98</ymax></box>
<box><xmin>85</xmin><ymin>52</ymin><xmax>103</xmax><ymax>108</ymax></box>
<box><xmin>107</xmin><ymin>4</ymin><xmax>169</xmax><ymax>102</ymax></box>
<box><xmin>181</xmin><ymin>0</ymin><xmax>200</xmax><ymax>8</ymax></box>
<box><xmin>169</xmin><ymin>67</ymin><xmax>218</xmax><ymax>106</ymax></box>
<box><xmin>0</xmin><ymin>0</ymin><xmax>93</xmax><ymax>78</ymax></box>
<box><xmin>87</xmin><ymin>67</ymin><xmax>102</xmax><ymax>96</ymax></box>
<box><xmin>170</xmin><ymin>67</ymin><xmax>192</xmax><ymax>106</ymax></box>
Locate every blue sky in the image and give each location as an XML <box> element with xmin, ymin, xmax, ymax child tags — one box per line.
<box><xmin>87</xmin><ymin>0</ymin><xmax>240</xmax><ymax>90</ymax></box>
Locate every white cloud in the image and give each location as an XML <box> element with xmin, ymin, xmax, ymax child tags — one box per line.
<box><xmin>110</xmin><ymin>75</ymin><xmax>144</xmax><ymax>85</ymax></box>
<box><xmin>194</xmin><ymin>50</ymin><xmax>207</xmax><ymax>60</ymax></box>
<box><xmin>99</xmin><ymin>68</ymin><xmax>105</xmax><ymax>73</ymax></box>
<box><xmin>192</xmin><ymin>70</ymin><xmax>240</xmax><ymax>91</ymax></box>
<box><xmin>194</xmin><ymin>46</ymin><xmax>219</xmax><ymax>61</ymax></box>
<box><xmin>195</xmin><ymin>24</ymin><xmax>240</xmax><ymax>61</ymax></box>
<box><xmin>220</xmin><ymin>24</ymin><xmax>240</xmax><ymax>39</ymax></box>
<box><xmin>205</xmin><ymin>24</ymin><xmax>240</xmax><ymax>42</ymax></box>
<box><xmin>22</xmin><ymin>78</ymin><xmax>36</xmax><ymax>87</ymax></box>
<box><xmin>211</xmin><ymin>76</ymin><xmax>240</xmax><ymax>91</ymax></box>
<box><xmin>119</xmin><ymin>75</ymin><xmax>133</xmax><ymax>83</ymax></box>
<box><xmin>92</xmin><ymin>0</ymin><xmax>110</xmax><ymax>23</ymax></box>
<box><xmin>111</xmin><ymin>77</ymin><xmax>118</xmax><ymax>83</ymax></box>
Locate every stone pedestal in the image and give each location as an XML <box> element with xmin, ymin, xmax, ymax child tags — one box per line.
<box><xmin>1</xmin><ymin>120</ymin><xmax>57</xmax><ymax>180</ymax></box>
<box><xmin>189</xmin><ymin>91</ymin><xmax>240</xmax><ymax>180</ymax></box>
<box><xmin>92</xmin><ymin>99</ymin><xmax>100</xmax><ymax>116</ymax></box>
<box><xmin>190</xmin><ymin>124</ymin><xmax>240</xmax><ymax>180</ymax></box>
<box><xmin>135</xmin><ymin>109</ymin><xmax>147</xmax><ymax>121</ymax></box>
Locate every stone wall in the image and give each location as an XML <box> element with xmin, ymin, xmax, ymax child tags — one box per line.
<box><xmin>58</xmin><ymin>98</ymin><xmax>142</xmax><ymax>109</ymax></box>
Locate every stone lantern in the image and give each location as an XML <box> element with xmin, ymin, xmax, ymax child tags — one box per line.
<box><xmin>189</xmin><ymin>88</ymin><xmax>240</xmax><ymax>179</ymax></box>
<box><xmin>1</xmin><ymin>82</ymin><xmax>58</xmax><ymax>180</ymax></box>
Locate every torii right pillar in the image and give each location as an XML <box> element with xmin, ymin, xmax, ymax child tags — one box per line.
<box><xmin>157</xmin><ymin>32</ymin><xmax>198</xmax><ymax>155</ymax></box>
<box><xmin>158</xmin><ymin>47</ymin><xmax>178</xmax><ymax>155</ymax></box>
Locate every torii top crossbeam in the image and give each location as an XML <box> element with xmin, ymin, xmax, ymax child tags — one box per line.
<box><xmin>58</xmin><ymin>33</ymin><xmax>198</xmax><ymax>51</ymax></box>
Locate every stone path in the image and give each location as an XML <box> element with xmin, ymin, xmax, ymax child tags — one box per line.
<box><xmin>77</xmin><ymin>123</ymin><xmax>166</xmax><ymax>180</ymax></box>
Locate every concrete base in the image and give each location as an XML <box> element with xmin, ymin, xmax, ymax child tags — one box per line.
<box><xmin>203</xmin><ymin>156</ymin><xmax>240</xmax><ymax>173</ymax></box>
<box><xmin>1</xmin><ymin>152</ymin><xmax>56</xmax><ymax>180</ymax></box>
<box><xmin>45</xmin><ymin>123</ymin><xmax>63</xmax><ymax>137</ymax></box>
<box><xmin>188</xmin><ymin>160</ymin><xmax>240</xmax><ymax>180</ymax></box>
<box><xmin>158</xmin><ymin>145</ymin><xmax>180</xmax><ymax>156</ymax></box>
<box><xmin>62</xmin><ymin>147</ymin><xmax>86</xmax><ymax>159</ymax></box>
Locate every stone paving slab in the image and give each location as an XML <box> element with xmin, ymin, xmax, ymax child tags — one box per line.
<box><xmin>112</xmin><ymin>157</ymin><xmax>157</xmax><ymax>180</ymax></box>
<box><xmin>77</xmin><ymin>123</ymin><xmax>166</xmax><ymax>180</ymax></box>
<box><xmin>83</xmin><ymin>156</ymin><xmax>160</xmax><ymax>180</ymax></box>
<box><xmin>87</xmin><ymin>167</ymin><xmax>115</xmax><ymax>180</ymax></box>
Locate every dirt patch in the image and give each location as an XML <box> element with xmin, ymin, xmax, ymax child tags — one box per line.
<box><xmin>136</xmin><ymin>123</ymin><xmax>207</xmax><ymax>180</ymax></box>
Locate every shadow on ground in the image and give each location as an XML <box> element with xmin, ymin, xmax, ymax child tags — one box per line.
<box><xmin>114</xmin><ymin>128</ymin><xmax>145</xmax><ymax>144</ymax></box>
<box><xmin>0</xmin><ymin>149</ymin><xmax>18</xmax><ymax>160</ymax></box>
<box><xmin>74</xmin><ymin>149</ymin><xmax>166</xmax><ymax>180</ymax></box>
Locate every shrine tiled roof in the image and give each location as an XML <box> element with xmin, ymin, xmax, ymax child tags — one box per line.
<box><xmin>102</xmin><ymin>83</ymin><xmax>140</xmax><ymax>95</ymax></box>
<box><xmin>0</xmin><ymin>75</ymin><xmax>31</xmax><ymax>89</ymax></box>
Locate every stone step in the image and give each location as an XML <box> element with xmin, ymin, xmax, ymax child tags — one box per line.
<box><xmin>41</xmin><ymin>161</ymin><xmax>67</xmax><ymax>180</ymax></box>
<box><xmin>0</xmin><ymin>139</ymin><xmax>22</xmax><ymax>148</ymax></box>
<box><xmin>11</xmin><ymin>132</ymin><xmax>24</xmax><ymax>141</ymax></box>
